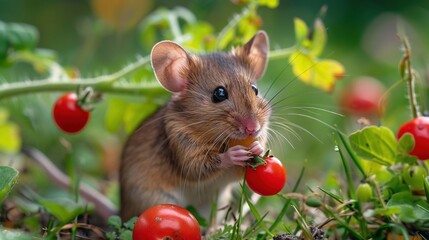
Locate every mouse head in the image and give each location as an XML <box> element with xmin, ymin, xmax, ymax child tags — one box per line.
<box><xmin>151</xmin><ymin>31</ymin><xmax>271</xmax><ymax>142</ymax></box>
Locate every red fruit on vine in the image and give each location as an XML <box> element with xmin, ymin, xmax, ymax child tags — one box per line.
<box><xmin>52</xmin><ymin>93</ymin><xmax>90</xmax><ymax>134</ymax></box>
<box><xmin>246</xmin><ymin>152</ymin><xmax>287</xmax><ymax>196</ymax></box>
<box><xmin>397</xmin><ymin>116</ymin><xmax>429</xmax><ymax>160</ymax></box>
<box><xmin>339</xmin><ymin>77</ymin><xmax>385</xmax><ymax>116</ymax></box>
<box><xmin>132</xmin><ymin>204</ymin><xmax>201</xmax><ymax>240</ymax></box>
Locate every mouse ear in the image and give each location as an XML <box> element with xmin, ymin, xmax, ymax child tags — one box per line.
<box><xmin>151</xmin><ymin>41</ymin><xmax>189</xmax><ymax>93</ymax></box>
<box><xmin>243</xmin><ymin>31</ymin><xmax>269</xmax><ymax>80</ymax></box>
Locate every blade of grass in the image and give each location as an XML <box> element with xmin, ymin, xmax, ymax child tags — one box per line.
<box><xmin>268</xmin><ymin>160</ymin><xmax>307</xmax><ymax>232</ymax></box>
<box><xmin>336</xmin><ymin>129</ymin><xmax>367</xmax><ymax>178</ymax></box>
<box><xmin>292</xmin><ymin>204</ymin><xmax>313</xmax><ymax>239</ymax></box>
<box><xmin>242</xmin><ymin>190</ymin><xmax>273</xmax><ymax>237</ymax></box>
<box><xmin>424</xmin><ymin>177</ymin><xmax>429</xmax><ymax>204</ymax></box>
<box><xmin>319</xmin><ymin>187</ymin><xmax>357</xmax><ymax>213</ymax></box>
<box><xmin>231</xmin><ymin>173</ymin><xmax>248</xmax><ymax>239</ymax></box>
<box><xmin>334</xmin><ymin>135</ymin><xmax>356</xmax><ymax>199</ymax></box>
<box><xmin>335</xmin><ymin>131</ymin><xmax>371</xmax><ymax>238</ymax></box>
<box><xmin>318</xmin><ymin>186</ymin><xmax>344</xmax><ymax>204</ymax></box>
<box><xmin>242</xmin><ymin>212</ymin><xmax>269</xmax><ymax>238</ymax></box>
<box><xmin>321</xmin><ymin>204</ymin><xmax>365</xmax><ymax>240</ymax></box>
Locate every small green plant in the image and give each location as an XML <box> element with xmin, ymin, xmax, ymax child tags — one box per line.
<box><xmin>105</xmin><ymin>215</ymin><xmax>136</xmax><ymax>240</ymax></box>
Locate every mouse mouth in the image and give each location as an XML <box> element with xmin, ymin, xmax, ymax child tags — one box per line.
<box><xmin>231</xmin><ymin>128</ymin><xmax>261</xmax><ymax>140</ymax></box>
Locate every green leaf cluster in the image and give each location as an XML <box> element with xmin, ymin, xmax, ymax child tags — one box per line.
<box><xmin>105</xmin><ymin>215</ymin><xmax>136</xmax><ymax>240</ymax></box>
<box><xmin>349</xmin><ymin>126</ymin><xmax>418</xmax><ymax>166</ymax></box>
<box><xmin>288</xmin><ymin>18</ymin><xmax>345</xmax><ymax>92</ymax></box>
<box><xmin>0</xmin><ymin>21</ymin><xmax>38</xmax><ymax>62</ymax></box>
<box><xmin>344</xmin><ymin>126</ymin><xmax>429</xmax><ymax>235</ymax></box>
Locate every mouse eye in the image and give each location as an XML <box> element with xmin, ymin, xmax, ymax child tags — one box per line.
<box><xmin>212</xmin><ymin>86</ymin><xmax>228</xmax><ymax>103</ymax></box>
<box><xmin>251</xmin><ymin>84</ymin><xmax>258</xmax><ymax>95</ymax></box>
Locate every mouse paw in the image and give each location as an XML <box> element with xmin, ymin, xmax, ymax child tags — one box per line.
<box><xmin>248</xmin><ymin>141</ymin><xmax>264</xmax><ymax>156</ymax></box>
<box><xmin>219</xmin><ymin>145</ymin><xmax>251</xmax><ymax>168</ymax></box>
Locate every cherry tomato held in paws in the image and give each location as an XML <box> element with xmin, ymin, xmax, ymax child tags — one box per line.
<box><xmin>132</xmin><ymin>204</ymin><xmax>201</xmax><ymax>240</ymax></box>
<box><xmin>52</xmin><ymin>93</ymin><xmax>90</xmax><ymax>134</ymax></box>
<box><xmin>397</xmin><ymin>116</ymin><xmax>429</xmax><ymax>160</ymax></box>
<box><xmin>246</xmin><ymin>155</ymin><xmax>286</xmax><ymax>196</ymax></box>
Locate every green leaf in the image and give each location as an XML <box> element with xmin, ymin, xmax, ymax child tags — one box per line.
<box><xmin>238</xmin><ymin>15</ymin><xmax>259</xmax><ymax>45</ymax></box>
<box><xmin>37</xmin><ymin>198</ymin><xmax>87</xmax><ymax>224</ymax></box>
<box><xmin>373</xmin><ymin>206</ymin><xmax>401</xmax><ymax>217</ymax></box>
<box><xmin>0</xmin><ymin>228</ymin><xmax>33</xmax><ymax>240</ymax></box>
<box><xmin>396</xmin><ymin>153</ymin><xmax>418</xmax><ymax>165</ymax></box>
<box><xmin>0</xmin><ymin>22</ymin><xmax>8</xmax><ymax>61</ymax></box>
<box><xmin>396</xmin><ymin>133</ymin><xmax>418</xmax><ymax>164</ymax></box>
<box><xmin>349</xmin><ymin>126</ymin><xmax>397</xmax><ymax>166</ymax></box>
<box><xmin>387</xmin><ymin>191</ymin><xmax>418</xmax><ymax>223</ymax></box>
<box><xmin>5</xmin><ymin>22</ymin><xmax>39</xmax><ymax>50</ymax></box>
<box><xmin>183</xmin><ymin>21</ymin><xmax>215</xmax><ymax>51</ymax></box>
<box><xmin>289</xmin><ymin>51</ymin><xmax>344</xmax><ymax>92</ymax></box>
<box><xmin>309</xmin><ymin>18</ymin><xmax>326</xmax><ymax>56</ymax></box>
<box><xmin>217</xmin><ymin>26</ymin><xmax>235</xmax><ymax>50</ymax></box>
<box><xmin>397</xmin><ymin>133</ymin><xmax>415</xmax><ymax>154</ymax></box>
<box><xmin>119</xmin><ymin>230</ymin><xmax>133</xmax><ymax>240</ymax></box>
<box><xmin>123</xmin><ymin>217</ymin><xmax>137</xmax><ymax>229</ymax></box>
<box><xmin>0</xmin><ymin>166</ymin><xmax>19</xmax><ymax>203</ymax></box>
<box><xmin>294</xmin><ymin>18</ymin><xmax>308</xmax><ymax>47</ymax></box>
<box><xmin>414</xmin><ymin>199</ymin><xmax>429</xmax><ymax>220</ymax></box>
<box><xmin>108</xmin><ymin>215</ymin><xmax>122</xmax><ymax>230</ymax></box>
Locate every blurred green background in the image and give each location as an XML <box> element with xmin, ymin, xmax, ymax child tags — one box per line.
<box><xmin>1</xmin><ymin>0</ymin><xmax>429</xmax><ymax>204</ymax></box>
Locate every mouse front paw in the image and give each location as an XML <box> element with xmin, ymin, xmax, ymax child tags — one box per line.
<box><xmin>218</xmin><ymin>145</ymin><xmax>251</xmax><ymax>168</ymax></box>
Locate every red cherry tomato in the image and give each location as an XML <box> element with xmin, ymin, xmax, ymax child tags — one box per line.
<box><xmin>339</xmin><ymin>77</ymin><xmax>385</xmax><ymax>116</ymax></box>
<box><xmin>52</xmin><ymin>93</ymin><xmax>90</xmax><ymax>134</ymax></box>
<box><xmin>132</xmin><ymin>204</ymin><xmax>201</xmax><ymax>240</ymax></box>
<box><xmin>246</xmin><ymin>156</ymin><xmax>286</xmax><ymax>196</ymax></box>
<box><xmin>397</xmin><ymin>116</ymin><xmax>429</xmax><ymax>160</ymax></box>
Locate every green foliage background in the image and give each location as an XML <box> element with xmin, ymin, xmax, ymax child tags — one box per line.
<box><xmin>1</xmin><ymin>0</ymin><xmax>429</xmax><ymax>237</ymax></box>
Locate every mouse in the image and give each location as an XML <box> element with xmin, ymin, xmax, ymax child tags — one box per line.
<box><xmin>119</xmin><ymin>30</ymin><xmax>271</xmax><ymax>222</ymax></box>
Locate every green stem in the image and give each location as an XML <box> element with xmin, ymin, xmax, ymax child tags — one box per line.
<box><xmin>0</xmin><ymin>56</ymin><xmax>169</xmax><ymax>99</ymax></box>
<box><xmin>268</xmin><ymin>47</ymin><xmax>296</xmax><ymax>61</ymax></box>
<box><xmin>400</xmin><ymin>35</ymin><xmax>420</xmax><ymax>118</ymax></box>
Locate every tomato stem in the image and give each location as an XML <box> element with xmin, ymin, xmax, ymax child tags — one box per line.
<box><xmin>247</xmin><ymin>150</ymin><xmax>270</xmax><ymax>169</ymax></box>
<box><xmin>0</xmin><ymin>55</ymin><xmax>167</xmax><ymax>100</ymax></box>
<box><xmin>399</xmin><ymin>34</ymin><xmax>420</xmax><ymax>119</ymax></box>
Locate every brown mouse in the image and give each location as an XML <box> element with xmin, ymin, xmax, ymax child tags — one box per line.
<box><xmin>119</xmin><ymin>31</ymin><xmax>271</xmax><ymax>222</ymax></box>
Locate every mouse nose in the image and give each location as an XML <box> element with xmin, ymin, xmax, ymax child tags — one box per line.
<box><xmin>242</xmin><ymin>117</ymin><xmax>260</xmax><ymax>136</ymax></box>
<box><xmin>245</xmin><ymin>126</ymin><xmax>256</xmax><ymax>135</ymax></box>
